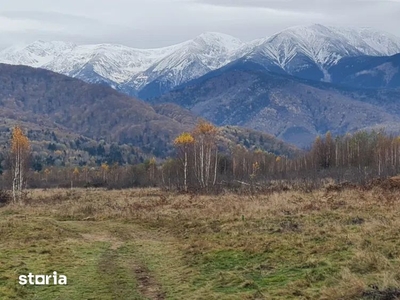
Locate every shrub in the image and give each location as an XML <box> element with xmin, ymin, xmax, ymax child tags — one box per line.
<box><xmin>0</xmin><ymin>189</ymin><xmax>12</xmax><ymax>206</ymax></box>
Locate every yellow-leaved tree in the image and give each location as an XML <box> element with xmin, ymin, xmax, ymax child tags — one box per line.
<box><xmin>174</xmin><ymin>121</ymin><xmax>220</xmax><ymax>191</ymax></box>
<box><xmin>101</xmin><ymin>163</ymin><xmax>109</xmax><ymax>182</ymax></box>
<box><xmin>174</xmin><ymin>132</ymin><xmax>195</xmax><ymax>192</ymax></box>
<box><xmin>10</xmin><ymin>126</ymin><xmax>30</xmax><ymax>203</ymax></box>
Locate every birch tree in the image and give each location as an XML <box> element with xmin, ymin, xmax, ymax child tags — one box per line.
<box><xmin>10</xmin><ymin>126</ymin><xmax>30</xmax><ymax>203</ymax></box>
<box><xmin>192</xmin><ymin>121</ymin><xmax>219</xmax><ymax>190</ymax></box>
<box><xmin>101</xmin><ymin>163</ymin><xmax>109</xmax><ymax>183</ymax></box>
<box><xmin>174</xmin><ymin>132</ymin><xmax>195</xmax><ymax>192</ymax></box>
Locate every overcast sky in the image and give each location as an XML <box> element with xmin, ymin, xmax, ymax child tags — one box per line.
<box><xmin>1</xmin><ymin>0</ymin><xmax>400</xmax><ymax>49</ymax></box>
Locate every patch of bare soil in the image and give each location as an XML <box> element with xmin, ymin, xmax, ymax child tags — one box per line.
<box><xmin>81</xmin><ymin>225</ymin><xmax>167</xmax><ymax>299</ymax></box>
<box><xmin>133</xmin><ymin>264</ymin><xmax>166</xmax><ymax>300</ymax></box>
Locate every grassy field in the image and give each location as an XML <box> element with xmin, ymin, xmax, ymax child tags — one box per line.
<box><xmin>2</xmin><ymin>186</ymin><xmax>400</xmax><ymax>299</ymax></box>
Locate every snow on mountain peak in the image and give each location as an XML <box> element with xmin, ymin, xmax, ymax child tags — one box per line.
<box><xmin>42</xmin><ymin>43</ymin><xmax>182</xmax><ymax>84</ymax></box>
<box><xmin>0</xmin><ymin>25</ymin><xmax>399</xmax><ymax>96</ymax></box>
<box><xmin>193</xmin><ymin>32</ymin><xmax>244</xmax><ymax>52</ymax></box>
<box><xmin>126</xmin><ymin>32</ymin><xmax>245</xmax><ymax>91</ymax></box>
<box><xmin>0</xmin><ymin>32</ymin><xmax>244</xmax><ymax>87</ymax></box>
<box><xmin>328</xmin><ymin>26</ymin><xmax>400</xmax><ymax>56</ymax></box>
<box><xmin>245</xmin><ymin>23</ymin><xmax>400</xmax><ymax>79</ymax></box>
<box><xmin>253</xmin><ymin>24</ymin><xmax>356</xmax><ymax>69</ymax></box>
<box><xmin>0</xmin><ymin>41</ymin><xmax>76</xmax><ymax>67</ymax></box>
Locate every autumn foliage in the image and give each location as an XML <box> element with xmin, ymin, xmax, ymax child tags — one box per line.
<box><xmin>173</xmin><ymin>120</ymin><xmax>219</xmax><ymax>191</ymax></box>
<box><xmin>174</xmin><ymin>132</ymin><xmax>195</xmax><ymax>145</ymax></box>
<box><xmin>4</xmin><ymin>123</ymin><xmax>400</xmax><ymax>194</ymax></box>
<box><xmin>10</xmin><ymin>126</ymin><xmax>30</xmax><ymax>203</ymax></box>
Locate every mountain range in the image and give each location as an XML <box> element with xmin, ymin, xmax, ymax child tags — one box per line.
<box><xmin>1</xmin><ymin>24</ymin><xmax>400</xmax><ymax>148</ymax></box>
<box><xmin>0</xmin><ymin>33</ymin><xmax>245</xmax><ymax>99</ymax></box>
<box><xmin>1</xmin><ymin>24</ymin><xmax>400</xmax><ymax>99</ymax></box>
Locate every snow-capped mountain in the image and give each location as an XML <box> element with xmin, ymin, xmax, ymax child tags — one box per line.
<box><xmin>1</xmin><ymin>24</ymin><xmax>400</xmax><ymax>99</ymax></box>
<box><xmin>329</xmin><ymin>26</ymin><xmax>400</xmax><ymax>56</ymax></box>
<box><xmin>125</xmin><ymin>32</ymin><xmax>245</xmax><ymax>98</ymax></box>
<box><xmin>0</xmin><ymin>32</ymin><xmax>243</xmax><ymax>97</ymax></box>
<box><xmin>242</xmin><ymin>24</ymin><xmax>400</xmax><ymax>82</ymax></box>
<box><xmin>0</xmin><ymin>41</ymin><xmax>76</xmax><ymax>67</ymax></box>
<box><xmin>43</xmin><ymin>43</ymin><xmax>184</xmax><ymax>86</ymax></box>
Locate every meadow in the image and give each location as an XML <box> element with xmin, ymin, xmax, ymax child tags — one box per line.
<box><xmin>1</xmin><ymin>184</ymin><xmax>400</xmax><ymax>299</ymax></box>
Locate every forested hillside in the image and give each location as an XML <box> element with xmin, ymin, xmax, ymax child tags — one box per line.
<box><xmin>0</xmin><ymin>64</ymin><xmax>297</xmax><ymax>175</ymax></box>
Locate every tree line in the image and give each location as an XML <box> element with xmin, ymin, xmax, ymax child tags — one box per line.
<box><xmin>1</xmin><ymin>123</ymin><xmax>400</xmax><ymax>198</ymax></box>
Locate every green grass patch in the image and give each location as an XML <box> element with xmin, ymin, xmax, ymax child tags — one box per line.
<box><xmin>0</xmin><ymin>218</ymin><xmax>144</xmax><ymax>300</ymax></box>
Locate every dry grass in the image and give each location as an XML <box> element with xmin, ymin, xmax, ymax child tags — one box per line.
<box><xmin>2</xmin><ymin>185</ymin><xmax>400</xmax><ymax>299</ymax></box>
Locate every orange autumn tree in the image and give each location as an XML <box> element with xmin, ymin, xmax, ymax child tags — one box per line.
<box><xmin>10</xmin><ymin>126</ymin><xmax>31</xmax><ymax>203</ymax></box>
<box><xmin>174</xmin><ymin>121</ymin><xmax>219</xmax><ymax>191</ymax></box>
<box><xmin>174</xmin><ymin>132</ymin><xmax>195</xmax><ymax>192</ymax></box>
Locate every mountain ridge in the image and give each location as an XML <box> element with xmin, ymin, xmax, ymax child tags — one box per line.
<box><xmin>240</xmin><ymin>24</ymin><xmax>400</xmax><ymax>83</ymax></box>
<box><xmin>1</xmin><ymin>24</ymin><xmax>400</xmax><ymax>98</ymax></box>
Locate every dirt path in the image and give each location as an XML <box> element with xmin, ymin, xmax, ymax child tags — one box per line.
<box><xmin>133</xmin><ymin>264</ymin><xmax>166</xmax><ymax>300</ymax></box>
<box><xmin>65</xmin><ymin>221</ymin><xmax>170</xmax><ymax>300</ymax></box>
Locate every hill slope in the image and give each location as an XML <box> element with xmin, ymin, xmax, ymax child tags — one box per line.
<box><xmin>154</xmin><ymin>60</ymin><xmax>400</xmax><ymax>147</ymax></box>
<box><xmin>329</xmin><ymin>53</ymin><xmax>400</xmax><ymax>89</ymax></box>
<box><xmin>0</xmin><ymin>64</ymin><xmax>187</xmax><ymax>146</ymax></box>
<box><xmin>0</xmin><ymin>64</ymin><xmax>297</xmax><ymax>165</ymax></box>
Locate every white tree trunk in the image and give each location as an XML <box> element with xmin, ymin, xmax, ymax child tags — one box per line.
<box><xmin>184</xmin><ymin>151</ymin><xmax>188</xmax><ymax>192</ymax></box>
<box><xmin>213</xmin><ymin>148</ymin><xmax>218</xmax><ymax>186</ymax></box>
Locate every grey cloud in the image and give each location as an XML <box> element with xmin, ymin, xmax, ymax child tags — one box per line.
<box><xmin>0</xmin><ymin>11</ymin><xmax>159</xmax><ymax>48</ymax></box>
<box><xmin>195</xmin><ymin>0</ymin><xmax>393</xmax><ymax>12</ymax></box>
<box><xmin>195</xmin><ymin>0</ymin><xmax>400</xmax><ymax>36</ymax></box>
<box><xmin>0</xmin><ymin>0</ymin><xmax>399</xmax><ymax>49</ymax></box>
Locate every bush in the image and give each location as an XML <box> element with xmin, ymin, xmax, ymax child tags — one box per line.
<box><xmin>0</xmin><ymin>189</ymin><xmax>12</xmax><ymax>206</ymax></box>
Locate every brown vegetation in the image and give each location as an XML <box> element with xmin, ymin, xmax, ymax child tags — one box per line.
<box><xmin>2</xmin><ymin>184</ymin><xmax>400</xmax><ymax>299</ymax></box>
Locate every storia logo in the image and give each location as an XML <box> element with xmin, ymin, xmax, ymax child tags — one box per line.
<box><xmin>19</xmin><ymin>271</ymin><xmax>67</xmax><ymax>285</ymax></box>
